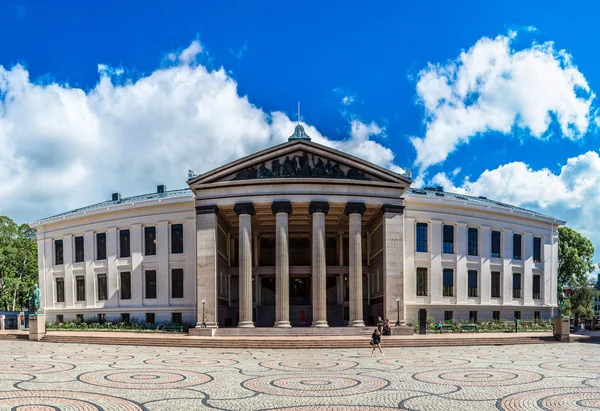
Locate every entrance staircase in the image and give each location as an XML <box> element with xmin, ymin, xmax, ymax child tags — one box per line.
<box><xmin>214</xmin><ymin>327</ymin><xmax>373</xmax><ymax>337</ymax></box>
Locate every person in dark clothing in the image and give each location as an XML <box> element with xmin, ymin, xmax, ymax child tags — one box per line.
<box><xmin>376</xmin><ymin>316</ymin><xmax>384</xmax><ymax>333</ymax></box>
<box><xmin>370</xmin><ymin>328</ymin><xmax>384</xmax><ymax>357</ymax></box>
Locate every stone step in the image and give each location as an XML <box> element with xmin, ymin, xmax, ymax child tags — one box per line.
<box><xmin>215</xmin><ymin>327</ymin><xmax>374</xmax><ymax>337</ymax></box>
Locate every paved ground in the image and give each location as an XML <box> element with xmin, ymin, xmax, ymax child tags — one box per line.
<box><xmin>0</xmin><ymin>340</ymin><xmax>598</xmax><ymax>410</ymax></box>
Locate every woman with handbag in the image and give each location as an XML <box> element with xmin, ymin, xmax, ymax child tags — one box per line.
<box><xmin>370</xmin><ymin>328</ymin><xmax>384</xmax><ymax>357</ymax></box>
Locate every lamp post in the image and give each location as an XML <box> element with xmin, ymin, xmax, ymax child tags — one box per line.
<box><xmin>395</xmin><ymin>297</ymin><xmax>400</xmax><ymax>326</ymax></box>
<box><xmin>201</xmin><ymin>297</ymin><xmax>206</xmax><ymax>328</ymax></box>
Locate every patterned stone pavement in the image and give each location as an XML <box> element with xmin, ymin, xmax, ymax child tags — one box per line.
<box><xmin>0</xmin><ymin>340</ymin><xmax>598</xmax><ymax>410</ymax></box>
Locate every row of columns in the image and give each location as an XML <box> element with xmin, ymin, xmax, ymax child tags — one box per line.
<box><xmin>233</xmin><ymin>200</ymin><xmax>367</xmax><ymax>328</ymax></box>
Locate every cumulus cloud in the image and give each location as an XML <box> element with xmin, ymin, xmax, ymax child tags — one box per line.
<box><xmin>411</xmin><ymin>33</ymin><xmax>595</xmax><ymax>170</ymax></box>
<box><xmin>0</xmin><ymin>40</ymin><xmax>403</xmax><ymax>223</ymax></box>
<box><xmin>341</xmin><ymin>95</ymin><xmax>355</xmax><ymax>105</ymax></box>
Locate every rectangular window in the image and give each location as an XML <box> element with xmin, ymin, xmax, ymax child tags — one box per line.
<box><xmin>119</xmin><ymin>229</ymin><xmax>131</xmax><ymax>258</ymax></box>
<box><xmin>75</xmin><ymin>236</ymin><xmax>84</xmax><ymax>263</ymax></box>
<box><xmin>172</xmin><ymin>269</ymin><xmax>184</xmax><ymax>299</ymax></box>
<box><xmin>145</xmin><ymin>270</ymin><xmax>157</xmax><ymax>299</ymax></box>
<box><xmin>443</xmin><ymin>269</ymin><xmax>454</xmax><ymax>297</ymax></box>
<box><xmin>491</xmin><ymin>231</ymin><xmax>501</xmax><ymax>258</ymax></box>
<box><xmin>76</xmin><ymin>314</ymin><xmax>84</xmax><ymax>323</ymax></box>
<box><xmin>444</xmin><ymin>311</ymin><xmax>453</xmax><ymax>322</ymax></box>
<box><xmin>56</xmin><ymin>314</ymin><xmax>64</xmax><ymax>323</ymax></box>
<box><xmin>533</xmin><ymin>237</ymin><xmax>541</xmax><ymax>262</ymax></box>
<box><xmin>96</xmin><ymin>233</ymin><xmax>106</xmax><ymax>260</ymax></box>
<box><xmin>416</xmin><ymin>268</ymin><xmax>428</xmax><ymax>296</ymax></box>
<box><xmin>513</xmin><ymin>234</ymin><xmax>522</xmax><ymax>260</ymax></box>
<box><xmin>145</xmin><ymin>313</ymin><xmax>155</xmax><ymax>324</ymax></box>
<box><xmin>533</xmin><ymin>275</ymin><xmax>541</xmax><ymax>299</ymax></box>
<box><xmin>534</xmin><ymin>311</ymin><xmax>541</xmax><ymax>322</ymax></box>
<box><xmin>144</xmin><ymin>227</ymin><xmax>156</xmax><ymax>256</ymax></box>
<box><xmin>514</xmin><ymin>311</ymin><xmax>521</xmax><ymax>320</ymax></box>
<box><xmin>98</xmin><ymin>313</ymin><xmax>106</xmax><ymax>323</ymax></box>
<box><xmin>121</xmin><ymin>313</ymin><xmax>130</xmax><ymax>323</ymax></box>
<box><xmin>171</xmin><ymin>224</ymin><xmax>184</xmax><ymax>254</ymax></box>
<box><xmin>97</xmin><ymin>274</ymin><xmax>107</xmax><ymax>301</ymax></box>
<box><xmin>416</xmin><ymin>223</ymin><xmax>428</xmax><ymax>252</ymax></box>
<box><xmin>76</xmin><ymin>276</ymin><xmax>85</xmax><ymax>302</ymax></box>
<box><xmin>469</xmin><ymin>311</ymin><xmax>478</xmax><ymax>323</ymax></box>
<box><xmin>468</xmin><ymin>228</ymin><xmax>478</xmax><ymax>256</ymax></box>
<box><xmin>120</xmin><ymin>272</ymin><xmax>131</xmax><ymax>300</ymax></box>
<box><xmin>56</xmin><ymin>278</ymin><xmax>65</xmax><ymax>303</ymax></box>
<box><xmin>491</xmin><ymin>272</ymin><xmax>501</xmax><ymax>298</ymax></box>
<box><xmin>512</xmin><ymin>273</ymin><xmax>522</xmax><ymax>298</ymax></box>
<box><xmin>172</xmin><ymin>312</ymin><xmax>182</xmax><ymax>324</ymax></box>
<box><xmin>55</xmin><ymin>240</ymin><xmax>64</xmax><ymax>265</ymax></box>
<box><xmin>493</xmin><ymin>311</ymin><xmax>501</xmax><ymax>321</ymax></box>
<box><xmin>468</xmin><ymin>270</ymin><xmax>478</xmax><ymax>297</ymax></box>
<box><xmin>443</xmin><ymin>225</ymin><xmax>454</xmax><ymax>254</ymax></box>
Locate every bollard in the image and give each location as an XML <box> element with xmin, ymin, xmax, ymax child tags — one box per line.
<box><xmin>0</xmin><ymin>315</ymin><xmax>4</xmax><ymax>331</ymax></box>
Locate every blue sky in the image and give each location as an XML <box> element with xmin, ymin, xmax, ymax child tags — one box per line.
<box><xmin>1</xmin><ymin>1</ymin><xmax>600</xmax><ymax>259</ymax></box>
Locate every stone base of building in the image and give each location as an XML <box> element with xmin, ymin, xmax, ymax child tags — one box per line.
<box><xmin>189</xmin><ymin>327</ymin><xmax>216</xmax><ymax>337</ymax></box>
<box><xmin>390</xmin><ymin>325</ymin><xmax>414</xmax><ymax>336</ymax></box>
<box><xmin>29</xmin><ymin>314</ymin><xmax>45</xmax><ymax>341</ymax></box>
<box><xmin>553</xmin><ymin>316</ymin><xmax>570</xmax><ymax>342</ymax></box>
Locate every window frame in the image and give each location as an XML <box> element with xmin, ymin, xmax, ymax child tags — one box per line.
<box><xmin>493</xmin><ymin>311</ymin><xmax>501</xmax><ymax>321</ymax></box>
<box><xmin>416</xmin><ymin>267</ymin><xmax>428</xmax><ymax>297</ymax></box>
<box><xmin>416</xmin><ymin>223</ymin><xmax>428</xmax><ymax>252</ymax></box>
<box><xmin>120</xmin><ymin>272</ymin><xmax>131</xmax><ymax>300</ymax></box>
<box><xmin>468</xmin><ymin>270</ymin><xmax>478</xmax><ymax>297</ymax></box>
<box><xmin>443</xmin><ymin>268</ymin><xmax>454</xmax><ymax>297</ymax></box>
<box><xmin>171</xmin><ymin>268</ymin><xmax>184</xmax><ymax>299</ymax></box>
<box><xmin>444</xmin><ymin>311</ymin><xmax>453</xmax><ymax>322</ymax></box>
<box><xmin>491</xmin><ymin>271</ymin><xmax>501</xmax><ymax>298</ymax></box>
<box><xmin>144</xmin><ymin>226</ymin><xmax>157</xmax><ymax>256</ymax></box>
<box><xmin>96</xmin><ymin>232</ymin><xmax>107</xmax><ymax>261</ymax></box>
<box><xmin>76</xmin><ymin>276</ymin><xmax>85</xmax><ymax>302</ymax></box>
<box><xmin>56</xmin><ymin>277</ymin><xmax>65</xmax><ymax>303</ymax></box>
<box><xmin>513</xmin><ymin>234</ymin><xmax>522</xmax><ymax>260</ymax></box>
<box><xmin>533</xmin><ymin>237</ymin><xmax>541</xmax><ymax>262</ymax></box>
<box><xmin>145</xmin><ymin>313</ymin><xmax>155</xmax><ymax>324</ymax></box>
<box><xmin>469</xmin><ymin>311</ymin><xmax>478</xmax><ymax>323</ymax></box>
<box><xmin>97</xmin><ymin>273</ymin><xmax>108</xmax><ymax>301</ymax></box>
<box><xmin>512</xmin><ymin>273</ymin><xmax>522</xmax><ymax>298</ymax></box>
<box><xmin>532</xmin><ymin>274</ymin><xmax>541</xmax><ymax>299</ymax></box>
<box><xmin>491</xmin><ymin>231</ymin><xmax>501</xmax><ymax>258</ymax></box>
<box><xmin>172</xmin><ymin>312</ymin><xmax>183</xmax><ymax>324</ymax></box>
<box><xmin>75</xmin><ymin>236</ymin><xmax>85</xmax><ymax>263</ymax></box>
<box><xmin>468</xmin><ymin>227</ymin><xmax>478</xmax><ymax>256</ymax></box>
<box><xmin>119</xmin><ymin>229</ymin><xmax>131</xmax><ymax>258</ymax></box>
<box><xmin>171</xmin><ymin>224</ymin><xmax>184</xmax><ymax>254</ymax></box>
<box><xmin>442</xmin><ymin>225</ymin><xmax>454</xmax><ymax>254</ymax></box>
<box><xmin>54</xmin><ymin>240</ymin><xmax>64</xmax><ymax>265</ymax></box>
<box><xmin>145</xmin><ymin>270</ymin><xmax>157</xmax><ymax>299</ymax></box>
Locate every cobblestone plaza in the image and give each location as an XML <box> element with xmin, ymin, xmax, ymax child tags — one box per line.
<box><xmin>0</xmin><ymin>340</ymin><xmax>598</xmax><ymax>410</ymax></box>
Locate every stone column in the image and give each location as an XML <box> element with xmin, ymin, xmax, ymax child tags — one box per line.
<box><xmin>310</xmin><ymin>201</ymin><xmax>329</xmax><ymax>327</ymax></box>
<box><xmin>235</xmin><ymin>202</ymin><xmax>255</xmax><ymax>328</ymax></box>
<box><xmin>195</xmin><ymin>205</ymin><xmax>220</xmax><ymax>328</ymax></box>
<box><xmin>381</xmin><ymin>204</ymin><xmax>406</xmax><ymax>326</ymax></box>
<box><xmin>272</xmin><ymin>201</ymin><xmax>292</xmax><ymax>327</ymax></box>
<box><xmin>338</xmin><ymin>232</ymin><xmax>344</xmax><ymax>266</ymax></box>
<box><xmin>346</xmin><ymin>202</ymin><xmax>366</xmax><ymax>327</ymax></box>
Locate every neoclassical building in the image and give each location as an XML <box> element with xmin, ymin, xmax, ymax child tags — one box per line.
<box><xmin>32</xmin><ymin>125</ymin><xmax>563</xmax><ymax>330</ymax></box>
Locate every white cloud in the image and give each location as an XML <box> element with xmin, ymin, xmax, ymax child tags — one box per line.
<box><xmin>342</xmin><ymin>95</ymin><xmax>355</xmax><ymax>105</ymax></box>
<box><xmin>0</xmin><ymin>42</ymin><xmax>403</xmax><ymax>223</ymax></box>
<box><xmin>411</xmin><ymin>33</ymin><xmax>595</xmax><ymax>170</ymax></box>
<box><xmin>168</xmin><ymin>39</ymin><xmax>203</xmax><ymax>64</ymax></box>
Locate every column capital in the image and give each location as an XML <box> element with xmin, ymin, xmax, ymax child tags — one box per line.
<box><xmin>234</xmin><ymin>202</ymin><xmax>255</xmax><ymax>216</ymax></box>
<box><xmin>271</xmin><ymin>201</ymin><xmax>292</xmax><ymax>215</ymax></box>
<box><xmin>345</xmin><ymin>202</ymin><xmax>366</xmax><ymax>216</ymax></box>
<box><xmin>196</xmin><ymin>205</ymin><xmax>219</xmax><ymax>215</ymax></box>
<box><xmin>381</xmin><ymin>204</ymin><xmax>405</xmax><ymax>214</ymax></box>
<box><xmin>309</xmin><ymin>201</ymin><xmax>329</xmax><ymax>215</ymax></box>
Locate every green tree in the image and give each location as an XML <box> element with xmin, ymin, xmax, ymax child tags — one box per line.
<box><xmin>558</xmin><ymin>226</ymin><xmax>595</xmax><ymax>287</ymax></box>
<box><xmin>569</xmin><ymin>282</ymin><xmax>598</xmax><ymax>320</ymax></box>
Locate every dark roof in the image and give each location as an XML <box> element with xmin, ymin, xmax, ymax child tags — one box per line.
<box><xmin>38</xmin><ymin>188</ymin><xmax>194</xmax><ymax>222</ymax></box>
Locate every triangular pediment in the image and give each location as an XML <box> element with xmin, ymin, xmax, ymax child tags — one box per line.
<box><xmin>188</xmin><ymin>140</ymin><xmax>411</xmax><ymax>188</ymax></box>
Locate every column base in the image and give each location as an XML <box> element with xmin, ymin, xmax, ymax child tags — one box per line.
<box><xmin>311</xmin><ymin>321</ymin><xmax>329</xmax><ymax>328</ymax></box>
<box><xmin>238</xmin><ymin>321</ymin><xmax>255</xmax><ymax>328</ymax></box>
<box><xmin>195</xmin><ymin>322</ymin><xmax>218</xmax><ymax>328</ymax></box>
<box><xmin>348</xmin><ymin>320</ymin><xmax>365</xmax><ymax>327</ymax></box>
<box><xmin>274</xmin><ymin>321</ymin><xmax>292</xmax><ymax>328</ymax></box>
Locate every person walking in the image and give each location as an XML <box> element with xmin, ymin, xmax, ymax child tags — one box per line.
<box><xmin>377</xmin><ymin>316</ymin><xmax>384</xmax><ymax>333</ymax></box>
<box><xmin>370</xmin><ymin>328</ymin><xmax>384</xmax><ymax>357</ymax></box>
<box><xmin>383</xmin><ymin>319</ymin><xmax>391</xmax><ymax>335</ymax></box>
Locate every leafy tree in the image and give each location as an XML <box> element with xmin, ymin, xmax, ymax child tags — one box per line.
<box><xmin>569</xmin><ymin>282</ymin><xmax>598</xmax><ymax>320</ymax></box>
<box><xmin>558</xmin><ymin>226</ymin><xmax>595</xmax><ymax>287</ymax></box>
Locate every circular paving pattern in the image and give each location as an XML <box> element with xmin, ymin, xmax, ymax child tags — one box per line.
<box><xmin>145</xmin><ymin>357</ymin><xmax>238</xmax><ymax>367</ymax></box>
<box><xmin>478</xmin><ymin>354</ymin><xmax>557</xmax><ymax>362</ymax></box>
<box><xmin>78</xmin><ymin>369</ymin><xmax>212</xmax><ymax>389</ymax></box>
<box><xmin>265</xmin><ymin>406</ymin><xmax>401</xmax><ymax>411</ymax></box>
<box><xmin>413</xmin><ymin>368</ymin><xmax>543</xmax><ymax>387</ymax></box>
<box><xmin>539</xmin><ymin>360</ymin><xmax>600</xmax><ymax>372</ymax></box>
<box><xmin>0</xmin><ymin>362</ymin><xmax>75</xmax><ymax>375</ymax></box>
<box><xmin>378</xmin><ymin>357</ymin><xmax>469</xmax><ymax>367</ymax></box>
<box><xmin>243</xmin><ymin>375</ymin><xmax>389</xmax><ymax>397</ymax></box>
<box><xmin>259</xmin><ymin>360</ymin><xmax>358</xmax><ymax>372</ymax></box>
<box><xmin>52</xmin><ymin>353</ymin><xmax>134</xmax><ymax>362</ymax></box>
<box><xmin>0</xmin><ymin>390</ymin><xmax>144</xmax><ymax>410</ymax></box>
<box><xmin>499</xmin><ymin>387</ymin><xmax>600</xmax><ymax>410</ymax></box>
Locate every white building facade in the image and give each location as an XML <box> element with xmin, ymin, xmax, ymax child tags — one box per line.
<box><xmin>31</xmin><ymin>126</ymin><xmax>564</xmax><ymax>328</ymax></box>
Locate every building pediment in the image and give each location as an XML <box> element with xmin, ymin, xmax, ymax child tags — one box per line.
<box><xmin>188</xmin><ymin>139</ymin><xmax>411</xmax><ymax>188</ymax></box>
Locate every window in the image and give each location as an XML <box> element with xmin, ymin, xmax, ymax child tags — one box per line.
<box><xmin>468</xmin><ymin>270</ymin><xmax>478</xmax><ymax>297</ymax></box>
<box><xmin>120</xmin><ymin>272</ymin><xmax>131</xmax><ymax>300</ymax></box>
<box><xmin>56</xmin><ymin>314</ymin><xmax>64</xmax><ymax>323</ymax></box>
<box><xmin>98</xmin><ymin>313</ymin><xmax>106</xmax><ymax>323</ymax></box>
<box><xmin>56</xmin><ymin>278</ymin><xmax>65</xmax><ymax>303</ymax></box>
<box><xmin>443</xmin><ymin>269</ymin><xmax>454</xmax><ymax>297</ymax></box>
<box><xmin>533</xmin><ymin>275</ymin><xmax>541</xmax><ymax>299</ymax></box>
<box><xmin>534</xmin><ymin>311</ymin><xmax>541</xmax><ymax>322</ymax></box>
<box><xmin>119</xmin><ymin>229</ymin><xmax>130</xmax><ymax>258</ymax></box>
<box><xmin>96</xmin><ymin>233</ymin><xmax>106</xmax><ymax>260</ymax></box>
<box><xmin>443</xmin><ymin>225</ymin><xmax>454</xmax><ymax>254</ymax></box>
<box><xmin>491</xmin><ymin>272</ymin><xmax>501</xmax><ymax>298</ymax></box>
<box><xmin>121</xmin><ymin>313</ymin><xmax>130</xmax><ymax>323</ymax></box>
<box><xmin>171</xmin><ymin>224</ymin><xmax>184</xmax><ymax>254</ymax></box>
<box><xmin>493</xmin><ymin>311</ymin><xmax>501</xmax><ymax>321</ymax></box>
<box><xmin>97</xmin><ymin>274</ymin><xmax>107</xmax><ymax>301</ymax></box>
<box><xmin>416</xmin><ymin>223</ymin><xmax>428</xmax><ymax>252</ymax></box>
<box><xmin>513</xmin><ymin>234</ymin><xmax>522</xmax><ymax>260</ymax></box>
<box><xmin>75</xmin><ymin>236</ymin><xmax>84</xmax><ymax>262</ymax></box>
<box><xmin>55</xmin><ymin>240</ymin><xmax>64</xmax><ymax>265</ymax></box>
<box><xmin>444</xmin><ymin>311</ymin><xmax>453</xmax><ymax>322</ymax></box>
<box><xmin>469</xmin><ymin>311</ymin><xmax>478</xmax><ymax>323</ymax></box>
<box><xmin>512</xmin><ymin>273</ymin><xmax>522</xmax><ymax>298</ymax></box>
<box><xmin>76</xmin><ymin>276</ymin><xmax>85</xmax><ymax>302</ymax></box>
<box><xmin>144</xmin><ymin>227</ymin><xmax>156</xmax><ymax>256</ymax></box>
<box><xmin>172</xmin><ymin>312</ymin><xmax>182</xmax><ymax>324</ymax></box>
<box><xmin>76</xmin><ymin>314</ymin><xmax>84</xmax><ymax>323</ymax></box>
<box><xmin>145</xmin><ymin>313</ymin><xmax>155</xmax><ymax>324</ymax></box>
<box><xmin>491</xmin><ymin>231</ymin><xmax>501</xmax><ymax>258</ymax></box>
<box><xmin>172</xmin><ymin>269</ymin><xmax>184</xmax><ymax>299</ymax></box>
<box><xmin>416</xmin><ymin>268</ymin><xmax>428</xmax><ymax>296</ymax></box>
<box><xmin>533</xmin><ymin>237</ymin><xmax>541</xmax><ymax>262</ymax></box>
<box><xmin>145</xmin><ymin>270</ymin><xmax>157</xmax><ymax>299</ymax></box>
<box><xmin>468</xmin><ymin>228</ymin><xmax>478</xmax><ymax>256</ymax></box>
<box><xmin>514</xmin><ymin>311</ymin><xmax>521</xmax><ymax>320</ymax></box>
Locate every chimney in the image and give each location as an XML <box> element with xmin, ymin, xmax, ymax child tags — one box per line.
<box><xmin>157</xmin><ymin>185</ymin><xmax>167</xmax><ymax>194</ymax></box>
<box><xmin>436</xmin><ymin>186</ymin><xmax>443</xmax><ymax>192</ymax></box>
<box><xmin>112</xmin><ymin>193</ymin><xmax>122</xmax><ymax>202</ymax></box>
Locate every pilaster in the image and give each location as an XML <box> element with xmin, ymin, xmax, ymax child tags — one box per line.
<box><xmin>106</xmin><ymin>228</ymin><xmax>118</xmax><ymax>306</ymax></box>
<box><xmin>430</xmin><ymin>220</ymin><xmax>442</xmax><ymax>303</ymax></box>
<box><xmin>502</xmin><ymin>229</ymin><xmax>513</xmax><ymax>305</ymax></box>
<box><xmin>523</xmin><ymin>233</ymin><xmax>534</xmax><ymax>305</ymax></box>
<box><xmin>84</xmin><ymin>231</ymin><xmax>95</xmax><ymax>308</ymax></box>
<box><xmin>195</xmin><ymin>205</ymin><xmax>220</xmax><ymax>328</ymax></box>
<box><xmin>382</xmin><ymin>204</ymin><xmax>405</xmax><ymax>325</ymax></box>
<box><xmin>456</xmin><ymin>222</ymin><xmax>468</xmax><ymax>303</ymax></box>
<box><xmin>480</xmin><ymin>226</ymin><xmax>491</xmax><ymax>304</ymax></box>
<box><xmin>130</xmin><ymin>224</ymin><xmax>143</xmax><ymax>306</ymax></box>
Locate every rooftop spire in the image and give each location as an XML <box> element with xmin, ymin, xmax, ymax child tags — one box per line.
<box><xmin>288</xmin><ymin>101</ymin><xmax>311</xmax><ymax>141</ymax></box>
